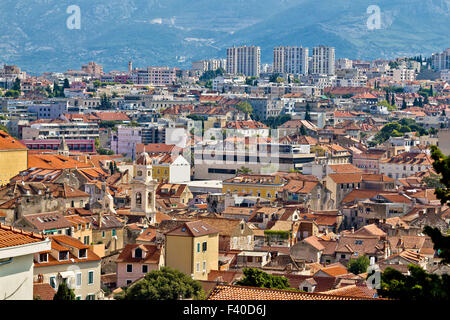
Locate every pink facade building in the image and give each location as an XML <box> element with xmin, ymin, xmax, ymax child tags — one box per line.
<box><xmin>110</xmin><ymin>126</ymin><xmax>142</xmax><ymax>159</ymax></box>
<box><xmin>352</xmin><ymin>151</ymin><xmax>385</xmax><ymax>174</ymax></box>
<box><xmin>116</xmin><ymin>244</ymin><xmax>164</xmax><ymax>287</ymax></box>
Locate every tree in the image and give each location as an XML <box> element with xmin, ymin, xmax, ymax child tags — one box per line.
<box><xmin>12</xmin><ymin>77</ymin><xmax>21</xmax><ymax>91</ymax></box>
<box><xmin>118</xmin><ymin>267</ymin><xmax>205</xmax><ymax>300</ymax></box>
<box><xmin>4</xmin><ymin>90</ymin><xmax>19</xmax><ymax>98</ymax></box>
<box><xmin>401</xmin><ymin>99</ymin><xmax>407</xmax><ymax>110</ymax></box>
<box><xmin>304</xmin><ymin>110</ymin><xmax>311</xmax><ymax>121</ymax></box>
<box><xmin>269</xmin><ymin>73</ymin><xmax>280</xmax><ymax>83</ymax></box>
<box><xmin>236</xmin><ymin>101</ymin><xmax>253</xmax><ymax>116</ymax></box>
<box><xmin>299</xmin><ymin>125</ymin><xmax>307</xmax><ymax>136</ymax></box>
<box><xmin>429</xmin><ymin>145</ymin><xmax>450</xmax><ymax>205</ymax></box>
<box><xmin>0</xmin><ymin>124</ymin><xmax>9</xmax><ymax>134</ymax></box>
<box><xmin>98</xmin><ymin>148</ymin><xmax>114</xmax><ymax>155</ymax></box>
<box><xmin>237</xmin><ymin>166</ymin><xmax>253</xmax><ymax>175</ymax></box>
<box><xmin>100</xmin><ymin>94</ymin><xmax>112</xmax><ymax>110</ymax></box>
<box><xmin>378</xmin><ymin>264</ymin><xmax>450</xmax><ymax>301</ymax></box>
<box><xmin>53</xmin><ymin>281</ymin><xmax>75</xmax><ymax>300</ymax></box>
<box><xmin>304</xmin><ymin>103</ymin><xmax>312</xmax><ymax>121</ymax></box>
<box><xmin>94</xmin><ymin>137</ymin><xmax>100</xmax><ymax>150</ymax></box>
<box><xmin>423</xmin><ymin>226</ymin><xmax>450</xmax><ymax>265</ymax></box>
<box><xmin>236</xmin><ymin>268</ymin><xmax>290</xmax><ymax>290</ymax></box>
<box><xmin>347</xmin><ymin>255</ymin><xmax>370</xmax><ymax>275</ymax></box>
<box><xmin>63</xmin><ymin>78</ymin><xmax>70</xmax><ymax>89</ymax></box>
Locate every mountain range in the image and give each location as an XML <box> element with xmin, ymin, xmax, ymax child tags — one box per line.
<box><xmin>0</xmin><ymin>0</ymin><xmax>449</xmax><ymax>74</ymax></box>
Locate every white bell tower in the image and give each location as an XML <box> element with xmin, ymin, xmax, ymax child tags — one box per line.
<box><xmin>130</xmin><ymin>152</ymin><xmax>158</xmax><ymax>224</ymax></box>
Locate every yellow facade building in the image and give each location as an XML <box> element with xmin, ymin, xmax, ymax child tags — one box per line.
<box><xmin>165</xmin><ymin>220</ymin><xmax>219</xmax><ymax>280</ymax></box>
<box><xmin>222</xmin><ymin>174</ymin><xmax>285</xmax><ymax>201</ymax></box>
<box><xmin>0</xmin><ymin>130</ymin><xmax>27</xmax><ymax>185</ymax></box>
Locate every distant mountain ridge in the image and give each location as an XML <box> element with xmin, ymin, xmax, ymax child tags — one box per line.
<box><xmin>0</xmin><ymin>0</ymin><xmax>449</xmax><ymax>73</ymax></box>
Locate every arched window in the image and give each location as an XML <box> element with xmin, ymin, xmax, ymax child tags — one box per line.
<box><xmin>137</xmin><ymin>171</ymin><xmax>143</xmax><ymax>177</ymax></box>
<box><xmin>136</xmin><ymin>192</ymin><xmax>142</xmax><ymax>207</ymax></box>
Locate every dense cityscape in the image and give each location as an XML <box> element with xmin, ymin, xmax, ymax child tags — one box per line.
<box><xmin>0</xmin><ymin>43</ymin><xmax>450</xmax><ymax>303</ymax></box>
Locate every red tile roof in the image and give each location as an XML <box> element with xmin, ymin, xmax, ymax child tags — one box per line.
<box><xmin>0</xmin><ymin>130</ymin><xmax>27</xmax><ymax>151</ymax></box>
<box><xmin>207</xmin><ymin>285</ymin><xmax>374</xmax><ymax>300</ymax></box>
<box><xmin>33</xmin><ymin>283</ymin><xmax>56</xmax><ymax>300</ymax></box>
<box><xmin>0</xmin><ymin>224</ymin><xmax>46</xmax><ymax>248</ymax></box>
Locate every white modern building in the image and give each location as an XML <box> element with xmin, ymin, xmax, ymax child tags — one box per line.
<box><xmin>0</xmin><ymin>225</ymin><xmax>51</xmax><ymax>300</ymax></box>
<box><xmin>226</xmin><ymin>46</ymin><xmax>261</xmax><ymax>77</ymax></box>
<box><xmin>311</xmin><ymin>46</ymin><xmax>335</xmax><ymax>75</ymax></box>
<box><xmin>431</xmin><ymin>48</ymin><xmax>450</xmax><ymax>71</ymax></box>
<box><xmin>273</xmin><ymin>46</ymin><xmax>309</xmax><ymax>75</ymax></box>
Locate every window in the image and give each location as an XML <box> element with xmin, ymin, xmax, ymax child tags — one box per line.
<box><xmin>59</xmin><ymin>251</ymin><xmax>68</xmax><ymax>261</ymax></box>
<box><xmin>127</xmin><ymin>264</ymin><xmax>133</xmax><ymax>273</ymax></box>
<box><xmin>112</xmin><ymin>229</ymin><xmax>116</xmax><ymax>237</ymax></box>
<box><xmin>86</xmin><ymin>294</ymin><xmax>95</xmax><ymax>300</ymax></box>
<box><xmin>50</xmin><ymin>276</ymin><xmax>56</xmax><ymax>289</ymax></box>
<box><xmin>202</xmin><ymin>242</ymin><xmax>207</xmax><ymax>252</ymax></box>
<box><xmin>303</xmin><ymin>286</ymin><xmax>309</xmax><ymax>292</ymax></box>
<box><xmin>84</xmin><ymin>235</ymin><xmax>90</xmax><ymax>245</ymax></box>
<box><xmin>202</xmin><ymin>260</ymin><xmax>206</xmax><ymax>272</ymax></box>
<box><xmin>137</xmin><ymin>170</ymin><xmax>143</xmax><ymax>176</ymax></box>
<box><xmin>79</xmin><ymin>248</ymin><xmax>87</xmax><ymax>259</ymax></box>
<box><xmin>88</xmin><ymin>271</ymin><xmax>94</xmax><ymax>285</ymax></box>
<box><xmin>197</xmin><ymin>242</ymin><xmax>200</xmax><ymax>253</ymax></box>
<box><xmin>102</xmin><ymin>231</ymin><xmax>105</xmax><ymax>238</ymax></box>
<box><xmin>76</xmin><ymin>272</ymin><xmax>82</xmax><ymax>288</ymax></box>
<box><xmin>142</xmin><ymin>265</ymin><xmax>148</xmax><ymax>274</ymax></box>
<box><xmin>136</xmin><ymin>192</ymin><xmax>142</xmax><ymax>207</ymax></box>
<box><xmin>135</xmin><ymin>248</ymin><xmax>142</xmax><ymax>258</ymax></box>
<box><xmin>126</xmin><ymin>280</ymin><xmax>132</xmax><ymax>285</ymax></box>
<box><xmin>76</xmin><ymin>296</ymin><xmax>81</xmax><ymax>300</ymax></box>
<box><xmin>196</xmin><ymin>262</ymin><xmax>200</xmax><ymax>272</ymax></box>
<box><xmin>341</xmin><ymin>254</ymin><xmax>346</xmax><ymax>259</ymax></box>
<box><xmin>39</xmin><ymin>253</ymin><xmax>48</xmax><ymax>263</ymax></box>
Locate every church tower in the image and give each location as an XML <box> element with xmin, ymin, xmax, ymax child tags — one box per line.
<box><xmin>58</xmin><ymin>136</ymin><xmax>69</xmax><ymax>156</ymax></box>
<box><xmin>130</xmin><ymin>152</ymin><xmax>158</xmax><ymax>225</ymax></box>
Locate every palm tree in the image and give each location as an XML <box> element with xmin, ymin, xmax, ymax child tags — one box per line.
<box><xmin>237</xmin><ymin>166</ymin><xmax>253</xmax><ymax>175</ymax></box>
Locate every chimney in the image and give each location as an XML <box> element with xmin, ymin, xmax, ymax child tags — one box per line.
<box><xmin>98</xmin><ymin>211</ymin><xmax>103</xmax><ymax>228</ymax></box>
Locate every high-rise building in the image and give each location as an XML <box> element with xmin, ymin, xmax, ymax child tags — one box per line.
<box><xmin>311</xmin><ymin>46</ymin><xmax>335</xmax><ymax>75</ymax></box>
<box><xmin>431</xmin><ymin>48</ymin><xmax>450</xmax><ymax>71</ymax></box>
<box><xmin>273</xmin><ymin>46</ymin><xmax>309</xmax><ymax>75</ymax></box>
<box><xmin>226</xmin><ymin>46</ymin><xmax>261</xmax><ymax>77</ymax></box>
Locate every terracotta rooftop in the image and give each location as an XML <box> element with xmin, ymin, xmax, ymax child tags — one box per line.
<box><xmin>165</xmin><ymin>220</ymin><xmax>220</xmax><ymax>237</ymax></box>
<box><xmin>0</xmin><ymin>224</ymin><xmax>46</xmax><ymax>248</ymax></box>
<box><xmin>33</xmin><ymin>283</ymin><xmax>56</xmax><ymax>300</ymax></box>
<box><xmin>206</xmin><ymin>285</ymin><xmax>373</xmax><ymax>300</ymax></box>
<box><xmin>116</xmin><ymin>243</ymin><xmax>162</xmax><ymax>264</ymax></box>
<box><xmin>0</xmin><ymin>130</ymin><xmax>27</xmax><ymax>151</ymax></box>
<box><xmin>28</xmin><ymin>154</ymin><xmax>92</xmax><ymax>170</ymax></box>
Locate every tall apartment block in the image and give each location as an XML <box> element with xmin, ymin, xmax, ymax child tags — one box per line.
<box><xmin>311</xmin><ymin>46</ymin><xmax>335</xmax><ymax>75</ymax></box>
<box><xmin>273</xmin><ymin>46</ymin><xmax>309</xmax><ymax>75</ymax></box>
<box><xmin>226</xmin><ymin>46</ymin><xmax>261</xmax><ymax>77</ymax></box>
<box><xmin>431</xmin><ymin>48</ymin><xmax>450</xmax><ymax>71</ymax></box>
